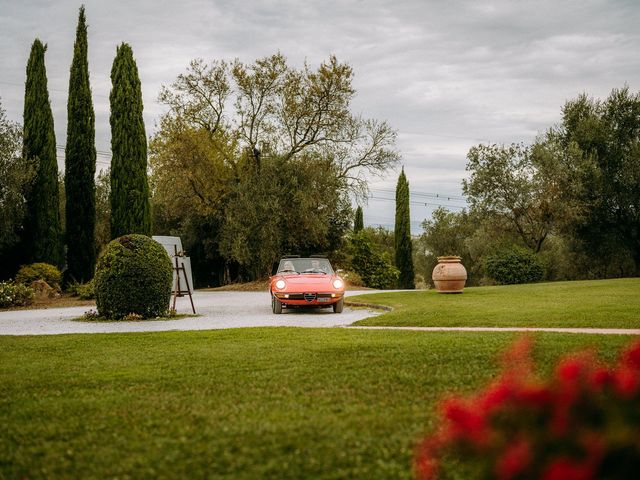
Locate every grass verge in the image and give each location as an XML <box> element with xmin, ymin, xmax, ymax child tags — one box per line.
<box><xmin>351</xmin><ymin>278</ymin><xmax>640</xmax><ymax>328</ymax></box>
<box><xmin>0</xmin><ymin>328</ymin><xmax>632</xmax><ymax>479</ymax></box>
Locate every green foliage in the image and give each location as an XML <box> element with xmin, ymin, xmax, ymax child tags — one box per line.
<box><xmin>22</xmin><ymin>39</ymin><xmax>63</xmax><ymax>267</ymax></box>
<box><xmin>394</xmin><ymin>168</ymin><xmax>415</xmax><ymax>289</ymax></box>
<box><xmin>15</xmin><ymin>262</ymin><xmax>62</xmax><ymax>288</ymax></box>
<box><xmin>350</xmin><ymin>231</ymin><xmax>399</xmax><ymax>289</ymax></box>
<box><xmin>94</xmin><ymin>234</ymin><xmax>172</xmax><ymax>319</ymax></box>
<box><xmin>94</xmin><ymin>168</ymin><xmax>111</xmax><ymax>254</ymax></box>
<box><xmin>0</xmin><ymin>101</ymin><xmax>34</xmax><ymax>256</ymax></box>
<box><xmin>109</xmin><ymin>43</ymin><xmax>150</xmax><ymax>239</ymax></box>
<box><xmin>463</xmin><ymin>143</ymin><xmax>564</xmax><ymax>254</ymax></box>
<box><xmin>554</xmin><ymin>87</ymin><xmax>640</xmax><ymax>274</ymax></box>
<box><xmin>67</xmin><ymin>278</ymin><xmax>95</xmax><ymax>300</ymax></box>
<box><xmin>0</xmin><ymin>281</ymin><xmax>34</xmax><ymax>307</ymax></box>
<box><xmin>65</xmin><ymin>6</ymin><xmax>97</xmax><ymax>283</ymax></box>
<box><xmin>354</xmin><ymin>206</ymin><xmax>364</xmax><ymax>232</ymax></box>
<box><xmin>484</xmin><ymin>246</ymin><xmax>544</xmax><ymax>285</ymax></box>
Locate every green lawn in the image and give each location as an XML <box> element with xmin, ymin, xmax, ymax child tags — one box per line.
<box><xmin>351</xmin><ymin>278</ymin><xmax>640</xmax><ymax>328</ymax></box>
<box><xmin>0</xmin><ymin>328</ymin><xmax>633</xmax><ymax>479</ymax></box>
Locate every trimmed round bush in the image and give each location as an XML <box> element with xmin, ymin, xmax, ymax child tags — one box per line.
<box><xmin>484</xmin><ymin>246</ymin><xmax>544</xmax><ymax>285</ymax></box>
<box><xmin>16</xmin><ymin>263</ymin><xmax>62</xmax><ymax>289</ymax></box>
<box><xmin>95</xmin><ymin>234</ymin><xmax>172</xmax><ymax>319</ymax></box>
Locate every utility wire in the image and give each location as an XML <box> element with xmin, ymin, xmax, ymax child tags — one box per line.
<box><xmin>370</xmin><ymin>187</ymin><xmax>467</xmax><ymax>203</ymax></box>
<box><xmin>368</xmin><ymin>195</ymin><xmax>465</xmax><ymax>210</ymax></box>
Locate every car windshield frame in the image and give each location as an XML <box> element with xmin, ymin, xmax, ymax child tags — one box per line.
<box><xmin>277</xmin><ymin>258</ymin><xmax>334</xmax><ymax>275</ymax></box>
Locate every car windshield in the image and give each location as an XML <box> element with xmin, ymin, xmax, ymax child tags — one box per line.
<box><xmin>277</xmin><ymin>258</ymin><xmax>334</xmax><ymax>275</ymax></box>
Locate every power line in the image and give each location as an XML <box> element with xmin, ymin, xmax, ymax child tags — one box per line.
<box><xmin>0</xmin><ymin>80</ymin><xmax>110</xmax><ymax>99</ymax></box>
<box><xmin>368</xmin><ymin>195</ymin><xmax>465</xmax><ymax>210</ymax></box>
<box><xmin>370</xmin><ymin>187</ymin><xmax>467</xmax><ymax>203</ymax></box>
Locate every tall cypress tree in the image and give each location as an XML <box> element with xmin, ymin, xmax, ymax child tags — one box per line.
<box><xmin>109</xmin><ymin>42</ymin><xmax>150</xmax><ymax>239</ymax></box>
<box><xmin>22</xmin><ymin>39</ymin><xmax>63</xmax><ymax>267</ymax></box>
<box><xmin>354</xmin><ymin>205</ymin><xmax>364</xmax><ymax>232</ymax></box>
<box><xmin>65</xmin><ymin>6</ymin><xmax>96</xmax><ymax>282</ymax></box>
<box><xmin>394</xmin><ymin>168</ymin><xmax>415</xmax><ymax>289</ymax></box>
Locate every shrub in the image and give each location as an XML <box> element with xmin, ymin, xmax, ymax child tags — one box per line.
<box><xmin>484</xmin><ymin>246</ymin><xmax>544</xmax><ymax>285</ymax></box>
<box><xmin>15</xmin><ymin>262</ymin><xmax>62</xmax><ymax>289</ymax></box>
<box><xmin>95</xmin><ymin>234</ymin><xmax>172</xmax><ymax>319</ymax></box>
<box><xmin>415</xmin><ymin>337</ymin><xmax>640</xmax><ymax>480</ymax></box>
<box><xmin>68</xmin><ymin>279</ymin><xmax>95</xmax><ymax>299</ymax></box>
<box><xmin>350</xmin><ymin>232</ymin><xmax>399</xmax><ymax>289</ymax></box>
<box><xmin>340</xmin><ymin>269</ymin><xmax>364</xmax><ymax>288</ymax></box>
<box><xmin>0</xmin><ymin>281</ymin><xmax>35</xmax><ymax>308</ymax></box>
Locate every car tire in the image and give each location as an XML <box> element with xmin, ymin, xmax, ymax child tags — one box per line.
<box><xmin>272</xmin><ymin>295</ymin><xmax>282</xmax><ymax>314</ymax></box>
<box><xmin>333</xmin><ymin>297</ymin><xmax>344</xmax><ymax>313</ymax></box>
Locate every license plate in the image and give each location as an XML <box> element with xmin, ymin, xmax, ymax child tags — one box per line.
<box><xmin>317</xmin><ymin>297</ymin><xmax>329</xmax><ymax>302</ymax></box>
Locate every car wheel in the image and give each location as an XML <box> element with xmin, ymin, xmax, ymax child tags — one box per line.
<box><xmin>333</xmin><ymin>297</ymin><xmax>344</xmax><ymax>313</ymax></box>
<box><xmin>272</xmin><ymin>295</ymin><xmax>282</xmax><ymax>314</ymax></box>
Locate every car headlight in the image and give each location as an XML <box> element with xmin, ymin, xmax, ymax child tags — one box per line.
<box><xmin>275</xmin><ymin>279</ymin><xmax>286</xmax><ymax>289</ymax></box>
<box><xmin>332</xmin><ymin>279</ymin><xmax>344</xmax><ymax>289</ymax></box>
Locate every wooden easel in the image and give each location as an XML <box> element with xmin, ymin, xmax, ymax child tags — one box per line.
<box><xmin>171</xmin><ymin>245</ymin><xmax>196</xmax><ymax>314</ymax></box>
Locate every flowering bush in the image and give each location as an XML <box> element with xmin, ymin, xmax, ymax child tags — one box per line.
<box><xmin>415</xmin><ymin>337</ymin><xmax>640</xmax><ymax>480</ymax></box>
<box><xmin>0</xmin><ymin>281</ymin><xmax>35</xmax><ymax>308</ymax></box>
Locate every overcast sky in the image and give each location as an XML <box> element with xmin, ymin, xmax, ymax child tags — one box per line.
<box><xmin>1</xmin><ymin>0</ymin><xmax>639</xmax><ymax>233</ymax></box>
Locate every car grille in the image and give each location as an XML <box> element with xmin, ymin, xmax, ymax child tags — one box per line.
<box><xmin>304</xmin><ymin>292</ymin><xmax>316</xmax><ymax>302</ymax></box>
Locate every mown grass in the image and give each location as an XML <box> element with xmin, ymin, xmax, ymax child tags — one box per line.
<box><xmin>0</xmin><ymin>328</ymin><xmax>633</xmax><ymax>479</ymax></box>
<box><xmin>351</xmin><ymin>278</ymin><xmax>640</xmax><ymax>328</ymax></box>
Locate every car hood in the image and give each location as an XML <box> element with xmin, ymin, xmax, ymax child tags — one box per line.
<box><xmin>280</xmin><ymin>274</ymin><xmax>335</xmax><ymax>287</ymax></box>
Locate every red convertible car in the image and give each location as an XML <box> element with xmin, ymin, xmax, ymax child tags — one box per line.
<box><xmin>270</xmin><ymin>256</ymin><xmax>345</xmax><ymax>314</ymax></box>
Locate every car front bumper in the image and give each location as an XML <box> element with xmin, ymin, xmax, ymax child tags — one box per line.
<box><xmin>273</xmin><ymin>291</ymin><xmax>344</xmax><ymax>306</ymax></box>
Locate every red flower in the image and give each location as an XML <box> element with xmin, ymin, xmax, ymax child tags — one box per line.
<box><xmin>621</xmin><ymin>340</ymin><xmax>640</xmax><ymax>370</ymax></box>
<box><xmin>480</xmin><ymin>380</ymin><xmax>513</xmax><ymax>413</ymax></box>
<box><xmin>613</xmin><ymin>365</ymin><xmax>639</xmax><ymax>398</ymax></box>
<box><xmin>515</xmin><ymin>384</ymin><xmax>552</xmax><ymax>408</ymax></box>
<box><xmin>495</xmin><ymin>437</ymin><xmax>532</xmax><ymax>480</ymax></box>
<box><xmin>541</xmin><ymin>457</ymin><xmax>595</xmax><ymax>480</ymax></box>
<box><xmin>414</xmin><ymin>338</ymin><xmax>640</xmax><ymax>480</ymax></box>
<box><xmin>441</xmin><ymin>397</ymin><xmax>488</xmax><ymax>445</ymax></box>
<box><xmin>588</xmin><ymin>367</ymin><xmax>612</xmax><ymax>391</ymax></box>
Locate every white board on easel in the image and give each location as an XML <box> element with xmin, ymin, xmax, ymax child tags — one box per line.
<box><xmin>152</xmin><ymin>236</ymin><xmax>194</xmax><ymax>292</ymax></box>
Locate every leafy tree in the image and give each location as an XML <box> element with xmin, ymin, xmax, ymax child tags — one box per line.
<box><xmin>354</xmin><ymin>206</ymin><xmax>364</xmax><ymax>232</ymax></box>
<box><xmin>22</xmin><ymin>39</ymin><xmax>63</xmax><ymax>267</ymax></box>
<box><xmin>0</xmin><ymin>101</ymin><xmax>34</xmax><ymax>279</ymax></box>
<box><xmin>395</xmin><ymin>168</ymin><xmax>414</xmax><ymax>288</ymax></box>
<box><xmin>463</xmin><ymin>143</ymin><xmax>569</xmax><ymax>253</ymax></box>
<box><xmin>554</xmin><ymin>87</ymin><xmax>640</xmax><ymax>274</ymax></box>
<box><xmin>0</xmin><ymin>101</ymin><xmax>33</xmax><ymax>253</ymax></box>
<box><xmin>109</xmin><ymin>42</ymin><xmax>150</xmax><ymax>239</ymax></box>
<box><xmin>151</xmin><ymin>53</ymin><xmax>399</xmax><ymax>282</ymax></box>
<box><xmin>158</xmin><ymin>54</ymin><xmax>399</xmax><ymax>197</ymax></box>
<box><xmin>65</xmin><ymin>6</ymin><xmax>96</xmax><ymax>282</ymax></box>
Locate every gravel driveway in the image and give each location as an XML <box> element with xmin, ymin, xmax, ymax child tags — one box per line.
<box><xmin>0</xmin><ymin>291</ymin><xmax>381</xmax><ymax>336</ymax></box>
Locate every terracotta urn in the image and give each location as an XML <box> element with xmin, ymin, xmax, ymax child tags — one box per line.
<box><xmin>432</xmin><ymin>256</ymin><xmax>467</xmax><ymax>293</ymax></box>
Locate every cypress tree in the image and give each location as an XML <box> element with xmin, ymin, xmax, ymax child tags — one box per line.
<box><xmin>65</xmin><ymin>6</ymin><xmax>96</xmax><ymax>283</ymax></box>
<box><xmin>109</xmin><ymin>42</ymin><xmax>150</xmax><ymax>239</ymax></box>
<box><xmin>22</xmin><ymin>39</ymin><xmax>63</xmax><ymax>267</ymax></box>
<box><xmin>394</xmin><ymin>168</ymin><xmax>415</xmax><ymax>289</ymax></box>
<box><xmin>354</xmin><ymin>205</ymin><xmax>364</xmax><ymax>232</ymax></box>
